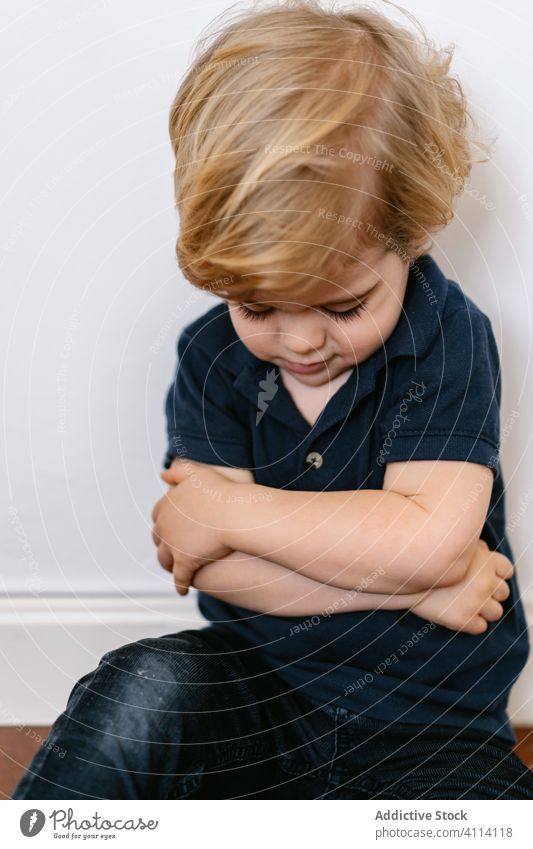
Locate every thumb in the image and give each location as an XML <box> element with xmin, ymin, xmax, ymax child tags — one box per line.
<box><xmin>160</xmin><ymin>463</ymin><xmax>191</xmax><ymax>485</ymax></box>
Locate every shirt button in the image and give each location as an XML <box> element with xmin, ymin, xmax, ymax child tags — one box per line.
<box><xmin>305</xmin><ymin>450</ymin><xmax>323</xmax><ymax>469</ymax></box>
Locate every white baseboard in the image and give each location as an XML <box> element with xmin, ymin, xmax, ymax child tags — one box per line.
<box><xmin>0</xmin><ymin>594</ymin><xmax>203</xmax><ymax>725</ymax></box>
<box><xmin>1</xmin><ymin>595</ymin><xmax>532</xmax><ymax>726</ymax></box>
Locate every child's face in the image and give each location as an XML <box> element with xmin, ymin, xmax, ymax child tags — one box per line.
<box><xmin>225</xmin><ymin>246</ymin><xmax>410</xmax><ymax>387</ymax></box>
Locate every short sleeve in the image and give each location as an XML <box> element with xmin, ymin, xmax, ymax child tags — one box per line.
<box><xmin>377</xmin><ymin>309</ymin><xmax>501</xmax><ymax>480</ymax></box>
<box><xmin>162</xmin><ymin>327</ymin><xmax>253</xmax><ymax>470</ymax></box>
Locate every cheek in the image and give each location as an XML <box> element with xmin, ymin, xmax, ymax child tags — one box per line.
<box><xmin>332</xmin><ymin>317</ymin><xmax>383</xmax><ymax>360</ymax></box>
<box><xmin>377</xmin><ymin>300</ymin><xmax>403</xmax><ymax>341</ymax></box>
<box><xmin>352</xmin><ymin>305</ymin><xmax>401</xmax><ymax>357</ymax></box>
<box><xmin>332</xmin><ymin>322</ymin><xmax>368</xmax><ymax>353</ymax></box>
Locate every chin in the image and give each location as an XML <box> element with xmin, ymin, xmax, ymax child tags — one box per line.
<box><xmin>292</xmin><ymin>368</ymin><xmax>342</xmax><ymax>386</ymax></box>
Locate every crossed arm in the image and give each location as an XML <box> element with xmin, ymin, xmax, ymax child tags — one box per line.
<box><xmin>181</xmin><ymin>460</ymin><xmax>424</xmax><ymax>615</ymax></box>
<box><xmin>156</xmin><ymin>455</ymin><xmax>496</xmax><ymax>618</ymax></box>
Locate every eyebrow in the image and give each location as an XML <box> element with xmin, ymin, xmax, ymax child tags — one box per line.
<box><xmin>244</xmin><ymin>279</ymin><xmax>379</xmax><ymax>308</ymax></box>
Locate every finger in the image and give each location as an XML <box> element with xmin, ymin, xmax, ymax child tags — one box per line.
<box><xmin>492</xmin><ymin>579</ymin><xmax>511</xmax><ymax>602</ymax></box>
<box><xmin>160</xmin><ymin>470</ymin><xmax>177</xmax><ymax>485</ymax></box>
<box><xmin>173</xmin><ymin>562</ymin><xmax>195</xmax><ymax>596</ymax></box>
<box><xmin>161</xmin><ymin>463</ymin><xmax>191</xmax><ymax>485</ymax></box>
<box><xmin>477</xmin><ymin>538</ymin><xmax>489</xmax><ymax>550</ymax></box>
<box><xmin>495</xmin><ymin>558</ymin><xmax>514</xmax><ymax>579</ymax></box>
<box><xmin>151</xmin><ymin>527</ymin><xmax>161</xmax><ymax>547</ymax></box>
<box><xmin>465</xmin><ymin>615</ymin><xmax>488</xmax><ymax>635</ymax></box>
<box><xmin>157</xmin><ymin>544</ymin><xmax>174</xmax><ymax>572</ymax></box>
<box><xmin>479</xmin><ymin>598</ymin><xmax>504</xmax><ymax>622</ymax></box>
<box><xmin>174</xmin><ymin>575</ymin><xmax>189</xmax><ymax>596</ymax></box>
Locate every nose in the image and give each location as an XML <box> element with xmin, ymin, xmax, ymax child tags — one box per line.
<box><xmin>281</xmin><ymin>313</ymin><xmax>327</xmax><ymax>358</ymax></box>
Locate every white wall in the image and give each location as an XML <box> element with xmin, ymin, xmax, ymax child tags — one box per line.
<box><xmin>1</xmin><ymin>0</ymin><xmax>533</xmax><ymax>723</ymax></box>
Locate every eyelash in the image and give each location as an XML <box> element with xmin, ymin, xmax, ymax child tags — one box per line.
<box><xmin>236</xmin><ymin>302</ymin><xmax>368</xmax><ymax>323</ymax></box>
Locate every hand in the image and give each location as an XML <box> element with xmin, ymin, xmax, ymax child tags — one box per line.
<box><xmin>410</xmin><ymin>538</ymin><xmax>514</xmax><ymax>634</ymax></box>
<box><xmin>151</xmin><ymin>460</ymin><xmax>233</xmax><ymax>596</ymax></box>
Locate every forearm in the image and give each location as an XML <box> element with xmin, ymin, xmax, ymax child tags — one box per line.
<box><xmin>221</xmin><ymin>484</ymin><xmax>459</xmax><ymax>594</ymax></box>
<box><xmin>192</xmin><ymin>551</ymin><xmax>429</xmax><ymax>617</ymax></box>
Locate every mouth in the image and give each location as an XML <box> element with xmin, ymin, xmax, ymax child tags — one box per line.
<box><xmin>278</xmin><ymin>357</ymin><xmax>329</xmax><ymax>374</ymax></box>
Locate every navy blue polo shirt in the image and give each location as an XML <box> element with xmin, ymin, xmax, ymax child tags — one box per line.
<box><xmin>163</xmin><ymin>253</ymin><xmax>529</xmax><ymax>745</ymax></box>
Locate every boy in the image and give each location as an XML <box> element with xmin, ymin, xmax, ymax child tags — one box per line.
<box><xmin>13</xmin><ymin>0</ymin><xmax>533</xmax><ymax>799</ymax></box>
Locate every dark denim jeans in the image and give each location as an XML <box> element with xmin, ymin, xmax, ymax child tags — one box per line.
<box><xmin>11</xmin><ymin>625</ymin><xmax>533</xmax><ymax>800</ymax></box>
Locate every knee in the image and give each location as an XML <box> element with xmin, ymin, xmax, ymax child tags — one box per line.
<box><xmin>97</xmin><ymin>631</ymin><xmax>231</xmax><ymax>710</ymax></box>
<box><xmin>100</xmin><ymin>638</ymin><xmax>176</xmax><ymax>683</ymax></box>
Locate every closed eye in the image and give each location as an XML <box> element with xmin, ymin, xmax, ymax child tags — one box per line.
<box><xmin>236</xmin><ymin>304</ymin><xmax>274</xmax><ymax>321</ymax></box>
<box><xmin>323</xmin><ymin>303</ymin><xmax>368</xmax><ymax>322</ymax></box>
<box><xmin>236</xmin><ymin>302</ymin><xmax>368</xmax><ymax>322</ymax></box>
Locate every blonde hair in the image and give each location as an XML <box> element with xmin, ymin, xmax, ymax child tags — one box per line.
<box><xmin>168</xmin><ymin>0</ymin><xmax>489</xmax><ymax>299</ymax></box>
